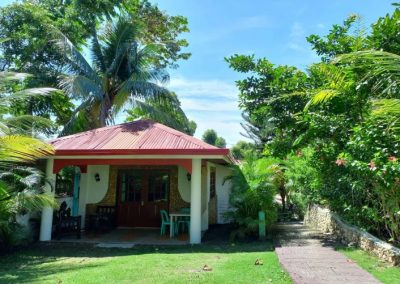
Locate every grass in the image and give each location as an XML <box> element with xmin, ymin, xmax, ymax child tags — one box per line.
<box><xmin>0</xmin><ymin>242</ymin><xmax>292</xmax><ymax>284</ymax></box>
<box><xmin>337</xmin><ymin>247</ymin><xmax>400</xmax><ymax>284</ymax></box>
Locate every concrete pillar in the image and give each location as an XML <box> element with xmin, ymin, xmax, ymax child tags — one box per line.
<box><xmin>190</xmin><ymin>158</ymin><xmax>202</xmax><ymax>244</ymax></box>
<box><xmin>201</xmin><ymin>165</ymin><xmax>208</xmax><ymax>231</ymax></box>
<box><xmin>78</xmin><ymin>171</ymin><xmax>89</xmax><ymax>229</ymax></box>
<box><xmin>39</xmin><ymin>158</ymin><xmax>56</xmax><ymax>241</ymax></box>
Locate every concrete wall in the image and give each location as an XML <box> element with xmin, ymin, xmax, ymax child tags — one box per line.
<box><xmin>78</xmin><ymin>165</ymin><xmax>110</xmax><ymax>227</ymax></box>
<box><xmin>86</xmin><ymin>165</ymin><xmax>110</xmax><ymax>204</ymax></box>
<box><xmin>178</xmin><ymin>166</ymin><xmax>191</xmax><ymax>202</ymax></box>
<box><xmin>305</xmin><ymin>204</ymin><xmax>400</xmax><ymax>266</ymax></box>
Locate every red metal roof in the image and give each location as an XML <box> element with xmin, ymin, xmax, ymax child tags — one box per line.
<box><xmin>51</xmin><ymin>120</ymin><xmax>230</xmax><ymax>156</ymax></box>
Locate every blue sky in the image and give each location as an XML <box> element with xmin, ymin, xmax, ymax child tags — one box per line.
<box><xmin>150</xmin><ymin>0</ymin><xmax>396</xmax><ymax>146</ymax></box>
<box><xmin>0</xmin><ymin>0</ymin><xmax>397</xmax><ymax>146</ymax></box>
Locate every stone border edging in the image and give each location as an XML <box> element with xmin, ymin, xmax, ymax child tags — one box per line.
<box><xmin>304</xmin><ymin>204</ymin><xmax>400</xmax><ymax>266</ymax></box>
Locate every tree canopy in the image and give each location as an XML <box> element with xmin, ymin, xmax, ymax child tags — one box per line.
<box><xmin>202</xmin><ymin>129</ymin><xmax>226</xmax><ymax>148</ymax></box>
<box><xmin>0</xmin><ymin>0</ymin><xmax>191</xmax><ymax>133</ymax></box>
<box><xmin>125</xmin><ymin>92</ymin><xmax>197</xmax><ymax>135</ymax></box>
<box><xmin>227</xmin><ymin>4</ymin><xmax>400</xmax><ymax>244</ymax></box>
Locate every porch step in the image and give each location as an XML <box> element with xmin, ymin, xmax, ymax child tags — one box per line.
<box><xmin>96</xmin><ymin>242</ymin><xmax>135</xmax><ymax>248</ymax></box>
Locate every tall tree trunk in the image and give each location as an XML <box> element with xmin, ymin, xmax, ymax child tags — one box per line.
<box><xmin>99</xmin><ymin>93</ymin><xmax>112</xmax><ymax>127</ymax></box>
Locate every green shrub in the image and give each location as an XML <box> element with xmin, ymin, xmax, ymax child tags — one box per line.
<box><xmin>224</xmin><ymin>154</ymin><xmax>278</xmax><ymax>239</ymax></box>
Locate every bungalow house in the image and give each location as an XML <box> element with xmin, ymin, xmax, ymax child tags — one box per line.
<box><xmin>39</xmin><ymin>120</ymin><xmax>234</xmax><ymax>244</ymax></box>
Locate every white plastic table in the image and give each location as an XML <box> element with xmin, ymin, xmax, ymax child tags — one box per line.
<box><xmin>169</xmin><ymin>212</ymin><xmax>190</xmax><ymax>238</ymax></box>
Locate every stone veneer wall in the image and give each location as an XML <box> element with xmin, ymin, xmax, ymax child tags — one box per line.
<box><xmin>86</xmin><ymin>165</ymin><xmax>188</xmax><ymax>215</ymax></box>
<box><xmin>304</xmin><ymin>204</ymin><xmax>400</xmax><ymax>266</ymax></box>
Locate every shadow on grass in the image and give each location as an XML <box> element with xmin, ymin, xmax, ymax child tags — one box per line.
<box><xmin>0</xmin><ymin>225</ymin><xmax>277</xmax><ymax>283</ymax></box>
<box><xmin>0</xmin><ymin>250</ymin><xmax>107</xmax><ymax>284</ymax></box>
<box><xmin>0</xmin><ymin>243</ymin><xmax>275</xmax><ymax>284</ymax></box>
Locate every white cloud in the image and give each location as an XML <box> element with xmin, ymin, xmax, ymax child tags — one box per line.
<box><xmin>167</xmin><ymin>76</ymin><xmax>250</xmax><ymax>146</ymax></box>
<box><xmin>288</xmin><ymin>22</ymin><xmax>307</xmax><ymax>51</ymax></box>
<box><xmin>193</xmin><ymin>15</ymin><xmax>271</xmax><ymax>44</ymax></box>
<box><xmin>317</xmin><ymin>23</ymin><xmax>325</xmax><ymax>29</ymax></box>
<box><xmin>180</xmin><ymin>98</ymin><xmax>238</xmax><ymax>112</ymax></box>
<box><xmin>169</xmin><ymin>77</ymin><xmax>237</xmax><ymax>99</ymax></box>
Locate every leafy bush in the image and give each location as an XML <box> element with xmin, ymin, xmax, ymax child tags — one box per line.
<box><xmin>224</xmin><ymin>154</ymin><xmax>278</xmax><ymax>239</ymax></box>
<box><xmin>0</xmin><ymin>166</ymin><xmax>57</xmax><ymax>250</ymax></box>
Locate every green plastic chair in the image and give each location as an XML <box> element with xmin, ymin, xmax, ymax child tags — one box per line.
<box><xmin>177</xmin><ymin>208</ymin><xmax>190</xmax><ymax>234</ymax></box>
<box><xmin>160</xmin><ymin>210</ymin><xmax>171</xmax><ymax>236</ymax></box>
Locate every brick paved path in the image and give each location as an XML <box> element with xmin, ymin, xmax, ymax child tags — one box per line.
<box><xmin>274</xmin><ymin>222</ymin><xmax>380</xmax><ymax>284</ymax></box>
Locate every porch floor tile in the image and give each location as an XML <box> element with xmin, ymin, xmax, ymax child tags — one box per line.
<box><xmin>52</xmin><ymin>228</ymin><xmax>189</xmax><ymax>245</ymax></box>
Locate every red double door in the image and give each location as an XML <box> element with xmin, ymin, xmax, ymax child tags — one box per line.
<box><xmin>117</xmin><ymin>169</ymin><xmax>169</xmax><ymax>227</ymax></box>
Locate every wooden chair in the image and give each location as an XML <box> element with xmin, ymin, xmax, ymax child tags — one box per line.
<box><xmin>53</xmin><ymin>201</ymin><xmax>81</xmax><ymax>240</ymax></box>
<box><xmin>87</xmin><ymin>205</ymin><xmax>116</xmax><ymax>232</ymax></box>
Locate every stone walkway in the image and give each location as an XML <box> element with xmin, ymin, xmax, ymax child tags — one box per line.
<box><xmin>274</xmin><ymin>222</ymin><xmax>380</xmax><ymax>284</ymax></box>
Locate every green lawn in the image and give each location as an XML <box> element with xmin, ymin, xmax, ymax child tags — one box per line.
<box><xmin>0</xmin><ymin>242</ymin><xmax>292</xmax><ymax>284</ymax></box>
<box><xmin>337</xmin><ymin>247</ymin><xmax>400</xmax><ymax>284</ymax></box>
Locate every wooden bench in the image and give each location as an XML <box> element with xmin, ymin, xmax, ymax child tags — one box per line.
<box><xmin>87</xmin><ymin>205</ymin><xmax>116</xmax><ymax>232</ymax></box>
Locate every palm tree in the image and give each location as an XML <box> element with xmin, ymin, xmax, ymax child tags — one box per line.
<box><xmin>55</xmin><ymin>14</ymin><xmax>184</xmax><ymax>135</ymax></box>
<box><xmin>0</xmin><ymin>71</ymin><xmax>56</xmax><ymax>248</ymax></box>
<box><xmin>305</xmin><ymin>50</ymin><xmax>400</xmax><ymax>133</ymax></box>
<box><xmin>125</xmin><ymin>92</ymin><xmax>197</xmax><ymax>135</ymax></box>
<box><xmin>223</xmin><ymin>154</ymin><xmax>279</xmax><ymax>237</ymax></box>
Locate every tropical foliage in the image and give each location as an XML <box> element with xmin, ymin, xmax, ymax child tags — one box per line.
<box><xmin>224</xmin><ymin>154</ymin><xmax>278</xmax><ymax>239</ymax></box>
<box><xmin>56</xmin><ymin>13</ymin><xmax>187</xmax><ymax>134</ymax></box>
<box><xmin>0</xmin><ymin>0</ymin><xmax>194</xmax><ymax>249</ymax></box>
<box><xmin>228</xmin><ymin>5</ymin><xmax>400</xmax><ymax>244</ymax></box>
<box><xmin>202</xmin><ymin>129</ymin><xmax>227</xmax><ymax>148</ymax></box>
<box><xmin>230</xmin><ymin>140</ymin><xmax>255</xmax><ymax>160</ymax></box>
<box><xmin>0</xmin><ymin>72</ymin><xmax>56</xmax><ymax>249</ymax></box>
<box><xmin>0</xmin><ymin>0</ymin><xmax>191</xmax><ymax>134</ymax></box>
<box><xmin>125</xmin><ymin>92</ymin><xmax>197</xmax><ymax>135</ymax></box>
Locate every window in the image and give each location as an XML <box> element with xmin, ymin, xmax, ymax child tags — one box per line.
<box><xmin>210</xmin><ymin>167</ymin><xmax>216</xmax><ymax>198</ymax></box>
<box><xmin>149</xmin><ymin>172</ymin><xmax>169</xmax><ymax>202</ymax></box>
<box><xmin>120</xmin><ymin>172</ymin><xmax>142</xmax><ymax>202</ymax></box>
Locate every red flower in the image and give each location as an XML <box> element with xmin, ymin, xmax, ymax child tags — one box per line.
<box><xmin>335</xmin><ymin>158</ymin><xmax>346</xmax><ymax>166</ymax></box>
<box><xmin>369</xmin><ymin>160</ymin><xmax>376</xmax><ymax>171</ymax></box>
<box><xmin>388</xmin><ymin>156</ymin><xmax>397</xmax><ymax>162</ymax></box>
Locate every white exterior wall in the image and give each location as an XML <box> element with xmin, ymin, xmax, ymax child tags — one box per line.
<box><xmin>78</xmin><ymin>165</ymin><xmax>110</xmax><ymax>228</ymax></box>
<box><xmin>86</xmin><ymin>165</ymin><xmax>110</xmax><ymax>203</ymax></box>
<box><xmin>215</xmin><ymin>164</ymin><xmax>232</xmax><ymax>224</ymax></box>
<box><xmin>177</xmin><ymin>166</ymin><xmax>191</xmax><ymax>202</ymax></box>
<box><xmin>184</xmin><ymin>161</ymin><xmax>232</xmax><ymax>225</ymax></box>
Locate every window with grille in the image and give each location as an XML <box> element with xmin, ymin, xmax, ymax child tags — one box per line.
<box><xmin>149</xmin><ymin>172</ymin><xmax>169</xmax><ymax>202</ymax></box>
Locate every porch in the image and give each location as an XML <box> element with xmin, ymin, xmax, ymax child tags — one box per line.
<box><xmin>52</xmin><ymin>228</ymin><xmax>189</xmax><ymax>246</ymax></box>
<box><xmin>39</xmin><ymin>120</ymin><xmax>233</xmax><ymax>244</ymax></box>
